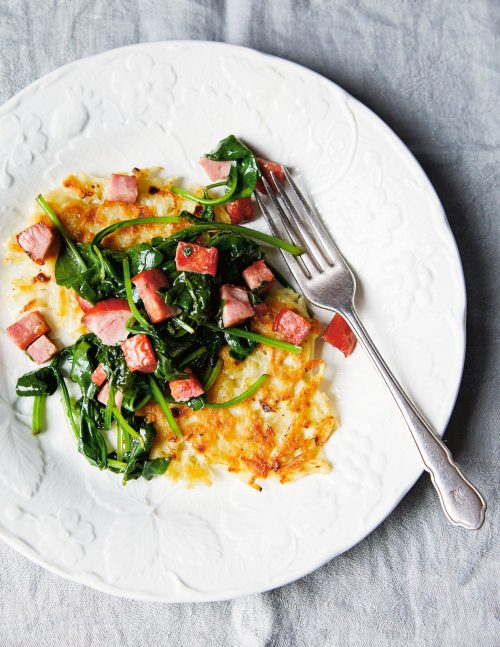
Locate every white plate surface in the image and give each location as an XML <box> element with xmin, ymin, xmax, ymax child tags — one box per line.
<box><xmin>0</xmin><ymin>42</ymin><xmax>465</xmax><ymax>602</ymax></box>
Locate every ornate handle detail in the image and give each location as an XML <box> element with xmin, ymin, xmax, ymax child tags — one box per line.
<box><xmin>344</xmin><ymin>307</ymin><xmax>486</xmax><ymax>530</ymax></box>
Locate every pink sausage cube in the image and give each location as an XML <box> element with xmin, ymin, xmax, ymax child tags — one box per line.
<box><xmin>75</xmin><ymin>293</ymin><xmax>94</xmax><ymax>313</ymax></box>
<box><xmin>175</xmin><ymin>241</ymin><xmax>218</xmax><ymax>276</ymax></box>
<box><xmin>121</xmin><ymin>334</ymin><xmax>157</xmax><ymax>373</ymax></box>
<box><xmin>242</xmin><ymin>260</ymin><xmax>275</xmax><ymax>294</ymax></box>
<box><xmin>97</xmin><ymin>381</ymin><xmax>123</xmax><ymax>408</ymax></box>
<box><xmin>82</xmin><ymin>298</ymin><xmax>132</xmax><ymax>346</ymax></box>
<box><xmin>91</xmin><ymin>363</ymin><xmax>107</xmax><ymax>387</ymax></box>
<box><xmin>199</xmin><ymin>158</ymin><xmax>232</xmax><ymax>182</ymax></box>
<box><xmin>7</xmin><ymin>311</ymin><xmax>50</xmax><ymax>350</ymax></box>
<box><xmin>106</xmin><ymin>173</ymin><xmax>138</xmax><ymax>203</ymax></box>
<box><xmin>273</xmin><ymin>307</ymin><xmax>311</xmax><ymax>345</ymax></box>
<box><xmin>26</xmin><ymin>334</ymin><xmax>58</xmax><ymax>364</ymax></box>
<box><xmin>131</xmin><ymin>269</ymin><xmax>180</xmax><ymax>324</ymax></box>
<box><xmin>169</xmin><ymin>369</ymin><xmax>204</xmax><ymax>402</ymax></box>
<box><xmin>225</xmin><ymin>198</ymin><xmax>254</xmax><ymax>224</ymax></box>
<box><xmin>256</xmin><ymin>158</ymin><xmax>285</xmax><ymax>194</ymax></box>
<box><xmin>17</xmin><ymin>222</ymin><xmax>59</xmax><ymax>265</ymax></box>
<box><xmin>220</xmin><ymin>285</ymin><xmax>255</xmax><ymax>328</ymax></box>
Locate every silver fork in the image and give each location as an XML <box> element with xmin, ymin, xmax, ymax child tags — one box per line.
<box><xmin>255</xmin><ymin>169</ymin><xmax>486</xmax><ymax>530</ymax></box>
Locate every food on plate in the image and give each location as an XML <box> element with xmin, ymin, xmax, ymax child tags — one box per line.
<box><xmin>17</xmin><ymin>221</ymin><xmax>59</xmax><ymax>264</ymax></box>
<box><xmin>255</xmin><ymin>158</ymin><xmax>286</xmax><ymax>194</ymax></box>
<box><xmin>322</xmin><ymin>313</ymin><xmax>357</xmax><ymax>357</ymax></box>
<box><xmin>25</xmin><ymin>334</ymin><xmax>59</xmax><ymax>364</ymax></box>
<box><xmin>273</xmin><ymin>306</ymin><xmax>312</xmax><ymax>345</ymax></box>
<box><xmin>7</xmin><ymin>310</ymin><xmax>50</xmax><ymax>349</ymax></box>
<box><xmin>225</xmin><ymin>198</ymin><xmax>254</xmax><ymax>224</ymax></box>
<box><xmin>5</xmin><ymin>135</ymin><xmax>355</xmax><ymax>487</ymax></box>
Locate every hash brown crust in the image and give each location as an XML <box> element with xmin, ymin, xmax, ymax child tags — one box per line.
<box><xmin>6</xmin><ymin>169</ymin><xmax>337</xmax><ymax>488</ymax></box>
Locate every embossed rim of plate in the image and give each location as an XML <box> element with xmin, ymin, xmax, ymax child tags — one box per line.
<box><xmin>0</xmin><ymin>41</ymin><xmax>466</xmax><ymax>601</ymax></box>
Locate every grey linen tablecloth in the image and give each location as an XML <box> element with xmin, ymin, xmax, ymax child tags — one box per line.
<box><xmin>0</xmin><ymin>1</ymin><xmax>498</xmax><ymax>645</ymax></box>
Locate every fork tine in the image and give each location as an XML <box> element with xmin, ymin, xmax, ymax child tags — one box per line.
<box><xmin>254</xmin><ymin>191</ymin><xmax>310</xmax><ymax>286</ymax></box>
<box><xmin>270</xmin><ymin>171</ymin><xmax>331</xmax><ymax>267</ymax></box>
<box><xmin>260</xmin><ymin>175</ymin><xmax>322</xmax><ymax>274</ymax></box>
<box><xmin>282</xmin><ymin>167</ymin><xmax>342</xmax><ymax>265</ymax></box>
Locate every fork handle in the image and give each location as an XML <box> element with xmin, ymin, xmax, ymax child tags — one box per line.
<box><xmin>342</xmin><ymin>306</ymin><xmax>486</xmax><ymax>530</ymax></box>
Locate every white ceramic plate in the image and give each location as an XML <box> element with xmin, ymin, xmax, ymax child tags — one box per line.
<box><xmin>0</xmin><ymin>42</ymin><xmax>465</xmax><ymax>602</ymax></box>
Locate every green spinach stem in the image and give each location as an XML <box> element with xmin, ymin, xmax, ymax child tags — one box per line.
<box><xmin>104</xmin><ymin>381</ymin><xmax>115</xmax><ymax>430</ymax></box>
<box><xmin>93</xmin><ymin>220</ymin><xmax>302</xmax><ymax>256</ymax></box>
<box><xmin>92</xmin><ymin>245</ymin><xmax>106</xmax><ymax>282</ymax></box>
<box><xmin>53</xmin><ymin>368</ymin><xmax>79</xmax><ymax>439</ymax></box>
<box><xmin>32</xmin><ymin>395</ymin><xmax>46</xmax><ymax>435</ymax></box>
<box><xmin>204</xmin><ymin>323</ymin><xmax>302</xmax><ymax>354</ymax></box>
<box><xmin>122</xmin><ymin>257</ymin><xmax>152</xmax><ymax>330</ymax></box>
<box><xmin>205</xmin><ymin>374</ymin><xmax>268</xmax><ymax>409</ymax></box>
<box><xmin>205</xmin><ymin>181</ymin><xmax>228</xmax><ymax>190</ymax></box>
<box><xmin>179</xmin><ymin>346</ymin><xmax>207</xmax><ymax>368</ymax></box>
<box><xmin>107</xmin><ymin>459</ymin><xmax>127</xmax><ymax>471</ymax></box>
<box><xmin>112</xmin><ymin>407</ymin><xmax>144</xmax><ymax>447</ymax></box>
<box><xmin>148</xmin><ymin>376</ymin><xmax>182</xmax><ymax>438</ymax></box>
<box><xmin>36</xmin><ymin>195</ymin><xmax>88</xmax><ymax>271</ymax></box>
<box><xmin>171</xmin><ymin>171</ymin><xmax>237</xmax><ymax>206</ymax></box>
<box><xmin>92</xmin><ymin>216</ymin><xmax>183</xmax><ymax>246</ymax></box>
<box><xmin>202</xmin><ymin>358</ymin><xmax>223</xmax><ymax>392</ymax></box>
<box><xmin>124</xmin><ymin>428</ymin><xmax>131</xmax><ymax>452</ymax></box>
<box><xmin>173</xmin><ymin>317</ymin><xmax>195</xmax><ymax>334</ymax></box>
<box><xmin>116</xmin><ymin>420</ymin><xmax>124</xmax><ymax>462</ymax></box>
<box><xmin>202</xmin><ymin>223</ymin><xmax>302</xmax><ymax>255</ymax></box>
